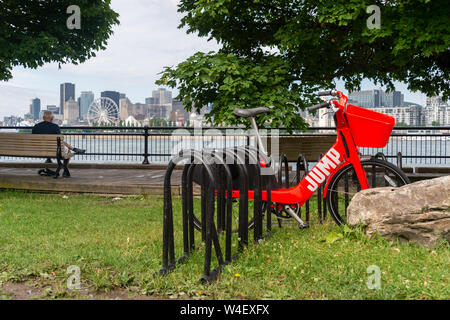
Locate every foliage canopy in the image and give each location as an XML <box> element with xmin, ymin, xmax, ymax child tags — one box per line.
<box><xmin>0</xmin><ymin>0</ymin><xmax>119</xmax><ymax>81</ymax></box>
<box><xmin>158</xmin><ymin>0</ymin><xmax>450</xmax><ymax>130</ymax></box>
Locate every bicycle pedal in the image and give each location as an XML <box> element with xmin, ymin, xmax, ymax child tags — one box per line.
<box><xmin>298</xmin><ymin>222</ymin><xmax>309</xmax><ymax>230</ymax></box>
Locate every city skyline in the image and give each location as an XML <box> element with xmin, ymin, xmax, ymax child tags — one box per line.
<box><xmin>1</xmin><ymin>80</ymin><xmax>433</xmax><ymax>119</ymax></box>
<box><xmin>5</xmin><ymin>85</ymin><xmax>449</xmax><ymax>128</ymax></box>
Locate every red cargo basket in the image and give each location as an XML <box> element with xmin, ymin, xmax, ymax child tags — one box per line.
<box><xmin>345</xmin><ymin>104</ymin><xmax>395</xmax><ymax>148</ymax></box>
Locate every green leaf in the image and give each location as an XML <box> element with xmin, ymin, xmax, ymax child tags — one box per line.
<box><xmin>325</xmin><ymin>232</ymin><xmax>344</xmax><ymax>244</ymax></box>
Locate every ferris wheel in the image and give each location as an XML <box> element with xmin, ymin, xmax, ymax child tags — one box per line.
<box><xmin>87</xmin><ymin>97</ymin><xmax>119</xmax><ymax>125</ymax></box>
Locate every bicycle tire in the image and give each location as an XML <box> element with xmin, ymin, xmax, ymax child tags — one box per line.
<box><xmin>326</xmin><ymin>158</ymin><xmax>410</xmax><ymax>226</ymax></box>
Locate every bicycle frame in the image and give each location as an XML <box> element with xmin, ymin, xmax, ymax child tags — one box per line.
<box><xmin>231</xmin><ymin>91</ymin><xmax>371</xmax><ymax>205</ymax></box>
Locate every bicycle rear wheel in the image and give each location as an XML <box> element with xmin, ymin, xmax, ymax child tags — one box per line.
<box><xmin>326</xmin><ymin>158</ymin><xmax>410</xmax><ymax>225</ymax></box>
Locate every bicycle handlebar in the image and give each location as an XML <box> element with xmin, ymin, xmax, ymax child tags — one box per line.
<box><xmin>318</xmin><ymin>90</ymin><xmax>338</xmax><ymax>97</ymax></box>
<box><xmin>307</xmin><ymin>101</ymin><xmax>330</xmax><ymax>112</ymax></box>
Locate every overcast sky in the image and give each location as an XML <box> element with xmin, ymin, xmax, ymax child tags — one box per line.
<box><xmin>0</xmin><ymin>0</ymin><xmax>427</xmax><ymax>118</ymax></box>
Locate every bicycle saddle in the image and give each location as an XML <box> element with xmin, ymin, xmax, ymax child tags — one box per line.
<box><xmin>233</xmin><ymin>107</ymin><xmax>270</xmax><ymax>118</ymax></box>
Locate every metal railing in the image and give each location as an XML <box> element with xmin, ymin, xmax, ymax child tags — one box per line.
<box><xmin>0</xmin><ymin>126</ymin><xmax>449</xmax><ymax>166</ymax></box>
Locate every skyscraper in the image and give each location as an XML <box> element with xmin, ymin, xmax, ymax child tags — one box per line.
<box><xmin>60</xmin><ymin>83</ymin><xmax>75</xmax><ymax>115</ymax></box>
<box><xmin>349</xmin><ymin>89</ymin><xmax>404</xmax><ymax>108</ymax></box>
<box><xmin>46</xmin><ymin>105</ymin><xmax>59</xmax><ymax>115</ymax></box>
<box><xmin>145</xmin><ymin>97</ymin><xmax>156</xmax><ymax>105</ymax></box>
<box><xmin>349</xmin><ymin>89</ymin><xmax>381</xmax><ymax>108</ymax></box>
<box><xmin>64</xmin><ymin>99</ymin><xmax>79</xmax><ymax>124</ymax></box>
<box><xmin>101</xmin><ymin>91</ymin><xmax>120</xmax><ymax>119</ymax></box>
<box><xmin>101</xmin><ymin>91</ymin><xmax>120</xmax><ymax>108</ymax></box>
<box><xmin>152</xmin><ymin>88</ymin><xmax>172</xmax><ymax>106</ymax></box>
<box><xmin>79</xmin><ymin>91</ymin><xmax>95</xmax><ymax>120</ymax></box>
<box><xmin>31</xmin><ymin>98</ymin><xmax>41</xmax><ymax>120</ymax></box>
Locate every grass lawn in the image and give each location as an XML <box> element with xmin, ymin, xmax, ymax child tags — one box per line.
<box><xmin>0</xmin><ymin>190</ymin><xmax>448</xmax><ymax>300</ymax></box>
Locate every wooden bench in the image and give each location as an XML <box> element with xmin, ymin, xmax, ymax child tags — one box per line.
<box><xmin>266</xmin><ymin>135</ymin><xmax>337</xmax><ymax>162</ymax></box>
<box><xmin>0</xmin><ymin>133</ymin><xmax>73</xmax><ymax>178</ymax></box>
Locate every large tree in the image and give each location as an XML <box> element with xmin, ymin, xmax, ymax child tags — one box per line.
<box><xmin>0</xmin><ymin>0</ymin><xmax>119</xmax><ymax>81</ymax></box>
<box><xmin>157</xmin><ymin>0</ymin><xmax>450</xmax><ymax>130</ymax></box>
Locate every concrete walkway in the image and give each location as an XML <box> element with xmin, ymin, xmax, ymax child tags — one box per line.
<box><xmin>0</xmin><ymin>162</ymin><xmax>447</xmax><ymax>195</ymax></box>
<box><xmin>0</xmin><ymin>166</ymin><xmax>183</xmax><ymax>195</ymax></box>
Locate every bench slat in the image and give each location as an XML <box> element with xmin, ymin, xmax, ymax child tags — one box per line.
<box><xmin>0</xmin><ymin>134</ymin><xmax>63</xmax><ymax>140</ymax></box>
<box><xmin>0</xmin><ymin>133</ymin><xmax>70</xmax><ymax>159</ymax></box>
<box><xmin>267</xmin><ymin>135</ymin><xmax>337</xmax><ymax>162</ymax></box>
<box><xmin>0</xmin><ymin>141</ymin><xmax>60</xmax><ymax>146</ymax></box>
<box><xmin>0</xmin><ymin>151</ymin><xmax>60</xmax><ymax>158</ymax></box>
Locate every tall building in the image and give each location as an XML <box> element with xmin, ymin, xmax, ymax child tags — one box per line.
<box><xmin>60</xmin><ymin>83</ymin><xmax>75</xmax><ymax>115</ymax></box>
<box><xmin>145</xmin><ymin>97</ymin><xmax>156</xmax><ymax>105</ymax></box>
<box><xmin>31</xmin><ymin>98</ymin><xmax>41</xmax><ymax>120</ymax></box>
<box><xmin>101</xmin><ymin>91</ymin><xmax>120</xmax><ymax>108</ymax></box>
<box><xmin>424</xmin><ymin>96</ymin><xmax>449</xmax><ymax>125</ymax></box>
<box><xmin>79</xmin><ymin>91</ymin><xmax>94</xmax><ymax>120</ymax></box>
<box><xmin>426</xmin><ymin>96</ymin><xmax>447</xmax><ymax>109</ymax></box>
<box><xmin>172</xmin><ymin>100</ymin><xmax>189</xmax><ymax>121</ymax></box>
<box><xmin>152</xmin><ymin>88</ymin><xmax>172</xmax><ymax>107</ymax></box>
<box><xmin>46</xmin><ymin>105</ymin><xmax>59</xmax><ymax>115</ymax></box>
<box><xmin>349</xmin><ymin>89</ymin><xmax>404</xmax><ymax>108</ymax></box>
<box><xmin>135</xmin><ymin>103</ymin><xmax>147</xmax><ymax>117</ymax></box>
<box><xmin>148</xmin><ymin>105</ymin><xmax>168</xmax><ymax>118</ymax></box>
<box><xmin>391</xmin><ymin>91</ymin><xmax>404</xmax><ymax>108</ymax></box>
<box><xmin>64</xmin><ymin>99</ymin><xmax>79</xmax><ymax>124</ymax></box>
<box><xmin>119</xmin><ymin>98</ymin><xmax>136</xmax><ymax>120</ymax></box>
<box><xmin>349</xmin><ymin>89</ymin><xmax>381</xmax><ymax>108</ymax></box>
<box><xmin>101</xmin><ymin>91</ymin><xmax>120</xmax><ymax>119</ymax></box>
<box><xmin>375</xmin><ymin>105</ymin><xmax>423</xmax><ymax>126</ymax></box>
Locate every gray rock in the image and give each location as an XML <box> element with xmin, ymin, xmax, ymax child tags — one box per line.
<box><xmin>347</xmin><ymin>175</ymin><xmax>450</xmax><ymax>248</ymax></box>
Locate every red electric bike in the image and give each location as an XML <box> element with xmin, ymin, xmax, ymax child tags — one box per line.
<box><xmin>232</xmin><ymin>90</ymin><xmax>410</xmax><ymax>227</ymax></box>
<box><xmin>192</xmin><ymin>90</ymin><xmax>410</xmax><ymax>229</ymax></box>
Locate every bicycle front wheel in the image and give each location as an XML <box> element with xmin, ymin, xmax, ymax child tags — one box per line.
<box><xmin>326</xmin><ymin>158</ymin><xmax>410</xmax><ymax>225</ymax></box>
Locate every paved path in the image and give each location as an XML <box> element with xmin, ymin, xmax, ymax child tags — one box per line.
<box><xmin>0</xmin><ymin>163</ymin><xmax>447</xmax><ymax>195</ymax></box>
<box><xmin>0</xmin><ymin>166</ymin><xmax>183</xmax><ymax>195</ymax></box>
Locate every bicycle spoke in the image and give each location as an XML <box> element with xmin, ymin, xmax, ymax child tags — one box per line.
<box><xmin>384</xmin><ymin>175</ymin><xmax>397</xmax><ymax>187</ymax></box>
<box><xmin>344</xmin><ymin>171</ymin><xmax>349</xmax><ymax>211</ymax></box>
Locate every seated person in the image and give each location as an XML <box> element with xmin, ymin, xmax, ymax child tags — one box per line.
<box><xmin>32</xmin><ymin>111</ymin><xmax>85</xmax><ymax>177</ymax></box>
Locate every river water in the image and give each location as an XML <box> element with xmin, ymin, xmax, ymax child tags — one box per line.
<box><xmin>1</xmin><ymin>134</ymin><xmax>449</xmax><ymax>167</ymax></box>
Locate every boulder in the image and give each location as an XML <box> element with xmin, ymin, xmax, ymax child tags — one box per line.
<box><xmin>347</xmin><ymin>175</ymin><xmax>450</xmax><ymax>248</ymax></box>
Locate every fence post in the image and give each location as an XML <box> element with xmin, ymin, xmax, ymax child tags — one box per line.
<box><xmin>397</xmin><ymin>152</ymin><xmax>403</xmax><ymax>169</ymax></box>
<box><xmin>142</xmin><ymin>126</ymin><xmax>150</xmax><ymax>164</ymax></box>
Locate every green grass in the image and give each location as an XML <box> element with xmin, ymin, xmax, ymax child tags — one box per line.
<box><xmin>0</xmin><ymin>190</ymin><xmax>448</xmax><ymax>299</ymax></box>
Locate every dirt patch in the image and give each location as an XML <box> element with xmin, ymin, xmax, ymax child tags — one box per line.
<box><xmin>88</xmin><ymin>288</ymin><xmax>161</xmax><ymax>300</ymax></box>
<box><xmin>1</xmin><ymin>282</ymin><xmax>41</xmax><ymax>300</ymax></box>
<box><xmin>0</xmin><ymin>281</ymin><xmax>162</xmax><ymax>300</ymax></box>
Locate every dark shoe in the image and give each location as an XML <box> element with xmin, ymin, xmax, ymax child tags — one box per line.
<box><xmin>62</xmin><ymin>170</ymin><xmax>71</xmax><ymax>178</ymax></box>
<box><xmin>73</xmin><ymin>148</ymin><xmax>86</xmax><ymax>155</ymax></box>
<box><xmin>45</xmin><ymin>158</ymin><xmax>53</xmax><ymax>164</ymax></box>
<box><xmin>38</xmin><ymin>168</ymin><xmax>56</xmax><ymax>177</ymax></box>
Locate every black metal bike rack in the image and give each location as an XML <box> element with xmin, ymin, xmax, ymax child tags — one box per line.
<box><xmin>160</xmin><ymin>148</ymin><xmax>394</xmax><ymax>282</ymax></box>
<box><xmin>160</xmin><ymin>147</ymin><xmax>271</xmax><ymax>282</ymax></box>
<box><xmin>296</xmin><ymin>153</ymin><xmax>310</xmax><ymax>225</ymax></box>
